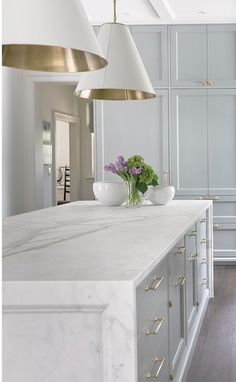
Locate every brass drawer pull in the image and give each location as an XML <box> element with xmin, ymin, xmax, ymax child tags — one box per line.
<box><xmin>145</xmin><ymin>277</ymin><xmax>164</xmax><ymax>292</ymax></box>
<box><xmin>188</xmin><ymin>230</ymin><xmax>197</xmax><ymax>237</ymax></box>
<box><xmin>175</xmin><ymin>276</ymin><xmax>186</xmax><ymax>287</ymax></box>
<box><xmin>201</xmin><ymin>258</ymin><xmax>207</xmax><ymax>264</ymax></box>
<box><xmin>189</xmin><ymin>253</ymin><xmax>199</xmax><ymax>262</ymax></box>
<box><xmin>144</xmin><ymin>318</ymin><xmax>164</xmax><ymax>336</ymax></box>
<box><xmin>200</xmin><ymin>80</ymin><xmax>207</xmax><ymax>86</ymax></box>
<box><xmin>198</xmin><ymin>195</ymin><xmax>219</xmax><ymax>201</ymax></box>
<box><xmin>202</xmin><ymin>278</ymin><xmax>208</xmax><ymax>285</ymax></box>
<box><xmin>213</xmin><ymin>224</ymin><xmax>220</xmax><ymax>230</ymax></box>
<box><xmin>175</xmin><ymin>246</ymin><xmax>185</xmax><ymax>255</ymax></box>
<box><xmin>146</xmin><ymin>357</ymin><xmax>165</xmax><ymax>379</ymax></box>
<box><xmin>200</xmin><ymin>218</ymin><xmax>207</xmax><ymax>223</ymax></box>
<box><xmin>200</xmin><ymin>238</ymin><xmax>207</xmax><ymax>244</ymax></box>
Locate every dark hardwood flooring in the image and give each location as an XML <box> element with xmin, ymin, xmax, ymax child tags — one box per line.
<box><xmin>186</xmin><ymin>266</ymin><xmax>236</xmax><ymax>382</ymax></box>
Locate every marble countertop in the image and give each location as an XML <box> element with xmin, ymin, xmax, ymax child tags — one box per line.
<box><xmin>3</xmin><ymin>200</ymin><xmax>211</xmax><ymax>284</ymax></box>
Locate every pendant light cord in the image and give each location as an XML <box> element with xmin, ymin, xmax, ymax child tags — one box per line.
<box><xmin>113</xmin><ymin>0</ymin><xmax>117</xmax><ymax>23</ymax></box>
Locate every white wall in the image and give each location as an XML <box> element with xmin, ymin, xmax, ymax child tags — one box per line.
<box><xmin>2</xmin><ymin>69</ymin><xmax>95</xmax><ymax>217</ymax></box>
<box><xmin>2</xmin><ymin>68</ymin><xmax>27</xmax><ymax>217</ymax></box>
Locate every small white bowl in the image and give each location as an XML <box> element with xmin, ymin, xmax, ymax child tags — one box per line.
<box><xmin>93</xmin><ymin>181</ymin><xmax>127</xmax><ymax>206</ymax></box>
<box><xmin>148</xmin><ymin>185</ymin><xmax>175</xmax><ymax>205</ymax></box>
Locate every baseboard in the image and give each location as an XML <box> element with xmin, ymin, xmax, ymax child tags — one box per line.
<box><xmin>174</xmin><ymin>289</ymin><xmax>209</xmax><ymax>382</ymax></box>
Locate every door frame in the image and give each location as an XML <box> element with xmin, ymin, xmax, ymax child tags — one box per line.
<box><xmin>52</xmin><ymin>111</ymin><xmax>80</xmax><ymax>206</ymax></box>
<box><xmin>24</xmin><ymin>72</ymin><xmax>82</xmax><ymax>211</ymax></box>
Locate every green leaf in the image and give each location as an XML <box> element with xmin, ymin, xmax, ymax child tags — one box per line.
<box><xmin>136</xmin><ymin>182</ymin><xmax>148</xmax><ymax>194</ymax></box>
<box><xmin>151</xmin><ymin>174</ymin><xmax>159</xmax><ymax>186</ymax></box>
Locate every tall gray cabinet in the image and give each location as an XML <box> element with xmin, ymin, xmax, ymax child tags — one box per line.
<box><xmin>170</xmin><ymin>24</ymin><xmax>236</xmax><ymax>264</ymax></box>
<box><xmin>94</xmin><ymin>23</ymin><xmax>236</xmax><ymax>263</ymax></box>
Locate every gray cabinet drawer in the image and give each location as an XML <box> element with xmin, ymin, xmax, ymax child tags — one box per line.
<box><xmin>213</xmin><ymin>201</ymin><xmax>236</xmax><ymax>224</ymax></box>
<box><xmin>138</xmin><ymin>336</ymin><xmax>168</xmax><ymax>382</ymax></box>
<box><xmin>136</xmin><ymin>258</ymin><xmax>168</xmax><ymax>335</ymax></box>
<box><xmin>213</xmin><ymin>223</ymin><xmax>236</xmax><ymax>258</ymax></box>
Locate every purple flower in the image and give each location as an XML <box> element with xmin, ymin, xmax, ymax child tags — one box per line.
<box><xmin>104</xmin><ymin>163</ymin><xmax>117</xmax><ymax>174</ymax></box>
<box><xmin>116</xmin><ymin>155</ymin><xmax>125</xmax><ymax>163</ymax></box>
<box><xmin>115</xmin><ymin>155</ymin><xmax>128</xmax><ymax>172</ymax></box>
<box><xmin>129</xmin><ymin>167</ymin><xmax>142</xmax><ymax>175</ymax></box>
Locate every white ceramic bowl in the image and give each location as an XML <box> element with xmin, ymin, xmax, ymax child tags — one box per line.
<box><xmin>93</xmin><ymin>181</ymin><xmax>127</xmax><ymax>206</ymax></box>
<box><xmin>148</xmin><ymin>185</ymin><xmax>175</xmax><ymax>205</ymax></box>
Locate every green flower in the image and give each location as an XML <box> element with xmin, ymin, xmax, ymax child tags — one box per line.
<box><xmin>139</xmin><ymin>164</ymin><xmax>156</xmax><ymax>184</ymax></box>
<box><xmin>127</xmin><ymin>155</ymin><xmax>144</xmax><ymax>169</ymax></box>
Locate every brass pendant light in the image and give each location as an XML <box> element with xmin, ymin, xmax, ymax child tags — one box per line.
<box><xmin>74</xmin><ymin>0</ymin><xmax>156</xmax><ymax>100</ymax></box>
<box><xmin>2</xmin><ymin>0</ymin><xmax>107</xmax><ymax>73</ymax></box>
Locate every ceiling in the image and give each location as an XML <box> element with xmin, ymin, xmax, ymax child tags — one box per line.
<box><xmin>81</xmin><ymin>0</ymin><xmax>236</xmax><ymax>25</ymax></box>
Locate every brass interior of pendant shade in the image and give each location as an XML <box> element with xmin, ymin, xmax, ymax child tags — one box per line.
<box><xmin>74</xmin><ymin>88</ymin><xmax>156</xmax><ymax>100</ymax></box>
<box><xmin>2</xmin><ymin>44</ymin><xmax>108</xmax><ymax>72</ymax></box>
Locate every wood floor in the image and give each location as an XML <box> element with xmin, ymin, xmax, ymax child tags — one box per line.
<box><xmin>186</xmin><ymin>266</ymin><xmax>236</xmax><ymax>382</ymax></box>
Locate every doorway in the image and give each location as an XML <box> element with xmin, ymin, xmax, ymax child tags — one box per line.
<box><xmin>52</xmin><ymin>112</ymin><xmax>80</xmax><ymax>206</ymax></box>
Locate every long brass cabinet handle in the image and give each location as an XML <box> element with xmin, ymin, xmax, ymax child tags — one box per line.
<box><xmin>175</xmin><ymin>246</ymin><xmax>185</xmax><ymax>255</ymax></box>
<box><xmin>146</xmin><ymin>357</ymin><xmax>165</xmax><ymax>379</ymax></box>
<box><xmin>144</xmin><ymin>318</ymin><xmax>164</xmax><ymax>336</ymax></box>
<box><xmin>175</xmin><ymin>276</ymin><xmax>186</xmax><ymax>287</ymax></box>
<box><xmin>145</xmin><ymin>277</ymin><xmax>164</xmax><ymax>292</ymax></box>
<box><xmin>198</xmin><ymin>195</ymin><xmax>219</xmax><ymax>201</ymax></box>
<box><xmin>188</xmin><ymin>230</ymin><xmax>197</xmax><ymax>237</ymax></box>
<box><xmin>189</xmin><ymin>253</ymin><xmax>199</xmax><ymax>262</ymax></box>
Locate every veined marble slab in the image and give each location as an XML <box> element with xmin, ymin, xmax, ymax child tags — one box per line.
<box><xmin>3</xmin><ymin>200</ymin><xmax>211</xmax><ymax>284</ymax></box>
<box><xmin>3</xmin><ymin>200</ymin><xmax>213</xmax><ymax>382</ymax></box>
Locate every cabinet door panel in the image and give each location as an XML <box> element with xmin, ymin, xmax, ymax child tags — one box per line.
<box><xmin>170</xmin><ymin>25</ymin><xmax>207</xmax><ymax>87</ymax></box>
<box><xmin>185</xmin><ymin>227</ymin><xmax>198</xmax><ymax>336</ymax></box>
<box><xmin>170</xmin><ymin>90</ymin><xmax>208</xmax><ymax>195</ymax></box>
<box><xmin>168</xmin><ymin>250</ymin><xmax>186</xmax><ymax>376</ymax></box>
<box><xmin>213</xmin><ymin>223</ymin><xmax>236</xmax><ymax>259</ymax></box>
<box><xmin>95</xmin><ymin>90</ymin><xmax>169</xmax><ymax>184</ymax></box>
<box><xmin>132</xmin><ymin>26</ymin><xmax>168</xmax><ymax>88</ymax></box>
<box><xmin>208</xmin><ymin>24</ymin><xmax>236</xmax><ymax>87</ymax></box>
<box><xmin>208</xmin><ymin>89</ymin><xmax>236</xmax><ymax>196</ymax></box>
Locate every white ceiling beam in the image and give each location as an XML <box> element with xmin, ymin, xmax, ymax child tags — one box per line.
<box><xmin>148</xmin><ymin>0</ymin><xmax>175</xmax><ymax>22</ymax></box>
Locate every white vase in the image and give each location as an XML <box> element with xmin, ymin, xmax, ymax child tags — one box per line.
<box><xmin>148</xmin><ymin>185</ymin><xmax>175</xmax><ymax>205</ymax></box>
<box><xmin>93</xmin><ymin>181</ymin><xmax>127</xmax><ymax>206</ymax></box>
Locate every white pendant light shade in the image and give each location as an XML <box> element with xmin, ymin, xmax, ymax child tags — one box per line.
<box><xmin>2</xmin><ymin>0</ymin><xmax>107</xmax><ymax>72</ymax></box>
<box><xmin>74</xmin><ymin>23</ymin><xmax>156</xmax><ymax>100</ymax></box>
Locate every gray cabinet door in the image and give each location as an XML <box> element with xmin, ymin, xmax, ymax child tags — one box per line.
<box><xmin>185</xmin><ymin>228</ymin><xmax>198</xmax><ymax>336</ymax></box>
<box><xmin>208</xmin><ymin>89</ymin><xmax>236</xmax><ymax>196</ymax></box>
<box><xmin>170</xmin><ymin>90</ymin><xmax>208</xmax><ymax>195</ymax></box>
<box><xmin>95</xmin><ymin>90</ymin><xmax>169</xmax><ymax>185</ymax></box>
<box><xmin>131</xmin><ymin>26</ymin><xmax>168</xmax><ymax>88</ymax></box>
<box><xmin>213</xmin><ymin>223</ymin><xmax>236</xmax><ymax>260</ymax></box>
<box><xmin>168</xmin><ymin>244</ymin><xmax>186</xmax><ymax>378</ymax></box>
<box><xmin>207</xmin><ymin>24</ymin><xmax>236</xmax><ymax>88</ymax></box>
<box><xmin>170</xmin><ymin>25</ymin><xmax>207</xmax><ymax>87</ymax></box>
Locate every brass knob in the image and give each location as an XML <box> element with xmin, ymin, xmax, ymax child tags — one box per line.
<box><xmin>201</xmin><ymin>80</ymin><xmax>207</xmax><ymax>86</ymax></box>
<box><xmin>207</xmin><ymin>80</ymin><xmax>214</xmax><ymax>86</ymax></box>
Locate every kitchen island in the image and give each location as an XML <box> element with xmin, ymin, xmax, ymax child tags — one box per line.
<box><xmin>3</xmin><ymin>200</ymin><xmax>213</xmax><ymax>382</ymax></box>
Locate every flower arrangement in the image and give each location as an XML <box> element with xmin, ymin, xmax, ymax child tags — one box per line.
<box><xmin>105</xmin><ymin>155</ymin><xmax>159</xmax><ymax>206</ymax></box>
